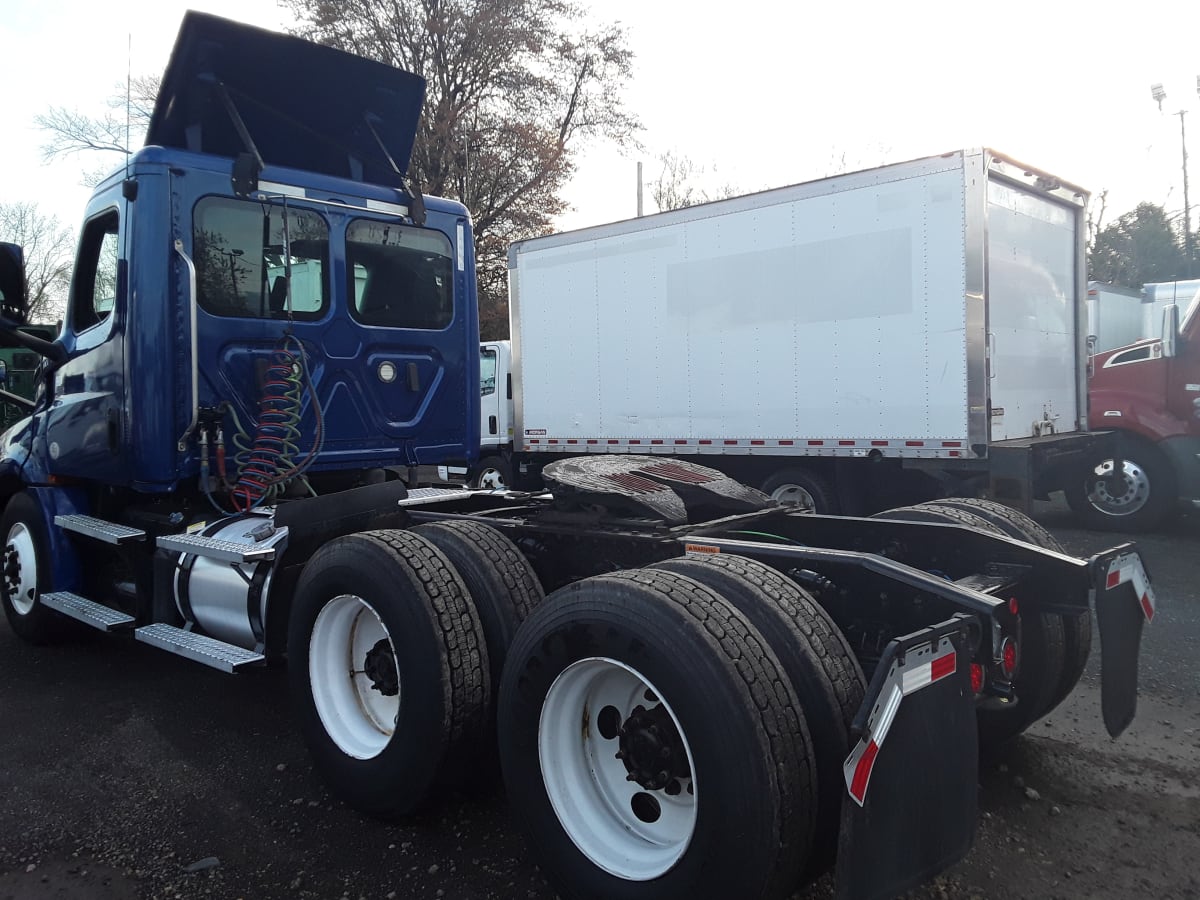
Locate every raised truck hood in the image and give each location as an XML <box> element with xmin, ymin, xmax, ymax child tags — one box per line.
<box><xmin>146</xmin><ymin>11</ymin><xmax>426</xmax><ymax>187</ymax></box>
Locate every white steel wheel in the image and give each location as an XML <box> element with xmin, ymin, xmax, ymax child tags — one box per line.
<box><xmin>539</xmin><ymin>657</ymin><xmax>697</xmax><ymax>881</ymax></box>
<box><xmin>308</xmin><ymin>594</ymin><xmax>399</xmax><ymax>760</ymax></box>
<box><xmin>4</xmin><ymin>522</ymin><xmax>38</xmax><ymax>616</ymax></box>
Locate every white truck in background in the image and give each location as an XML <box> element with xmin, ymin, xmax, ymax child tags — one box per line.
<box><xmin>450</xmin><ymin>149</ymin><xmax>1106</xmax><ymax>514</ymax></box>
<box><xmin>1087</xmin><ymin>279</ymin><xmax>1200</xmax><ymax>353</ymax></box>
<box><xmin>1087</xmin><ymin>282</ymin><xmax>1147</xmax><ymax>352</ymax></box>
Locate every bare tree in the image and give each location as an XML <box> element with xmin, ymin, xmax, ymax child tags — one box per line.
<box><xmin>35</xmin><ymin>75</ymin><xmax>160</xmax><ymax>187</ymax></box>
<box><xmin>281</xmin><ymin>0</ymin><xmax>641</xmax><ymax>339</ymax></box>
<box><xmin>0</xmin><ymin>203</ymin><xmax>75</xmax><ymax>324</ymax></box>
<box><xmin>651</xmin><ymin>151</ymin><xmax>738</xmax><ymax>212</ymax></box>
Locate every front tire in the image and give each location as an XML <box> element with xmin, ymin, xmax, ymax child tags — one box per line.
<box><xmin>1</xmin><ymin>492</ymin><xmax>65</xmax><ymax>644</ymax></box>
<box><xmin>1065</xmin><ymin>438</ymin><xmax>1176</xmax><ymax>532</ymax></box>
<box><xmin>499</xmin><ymin>568</ymin><xmax>816</xmax><ymax>900</ymax></box>
<box><xmin>288</xmin><ymin>529</ymin><xmax>489</xmax><ymax>817</ymax></box>
<box><xmin>469</xmin><ymin>455</ymin><xmax>511</xmax><ymax>491</ymax></box>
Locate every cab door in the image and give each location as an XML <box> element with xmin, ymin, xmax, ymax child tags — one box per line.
<box><xmin>42</xmin><ymin>197</ymin><xmax>129</xmax><ymax>484</ymax></box>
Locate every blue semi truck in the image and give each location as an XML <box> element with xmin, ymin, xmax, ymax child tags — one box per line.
<box><xmin>0</xmin><ymin>14</ymin><xmax>1156</xmax><ymax>900</ymax></box>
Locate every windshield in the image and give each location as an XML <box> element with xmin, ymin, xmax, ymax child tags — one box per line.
<box><xmin>1184</xmin><ymin>285</ymin><xmax>1200</xmax><ymax>334</ymax></box>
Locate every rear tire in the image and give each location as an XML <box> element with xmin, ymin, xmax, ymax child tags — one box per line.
<box><xmin>498</xmin><ymin>568</ymin><xmax>816</xmax><ymax>900</ymax></box>
<box><xmin>411</xmin><ymin>520</ymin><xmax>543</xmax><ymax>735</ymax></box>
<box><xmin>288</xmin><ymin>529</ymin><xmax>489</xmax><ymax>817</ymax></box>
<box><xmin>920</xmin><ymin>497</ymin><xmax>1090</xmax><ymax>719</ymax></box>
<box><xmin>760</xmin><ymin>468</ymin><xmax>838</xmax><ymax>514</ymax></box>
<box><xmin>1</xmin><ymin>492</ymin><xmax>65</xmax><ymax>644</ymax></box>
<box><xmin>871</xmin><ymin>502</ymin><xmax>1066</xmax><ymax>749</ymax></box>
<box><xmin>650</xmin><ymin>554</ymin><xmax>864</xmax><ymax>879</ymax></box>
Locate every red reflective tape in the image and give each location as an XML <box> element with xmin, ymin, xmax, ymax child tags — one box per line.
<box><xmin>629</xmin><ymin>440</ymin><xmax>641</xmax><ymax>445</ymax></box>
<box><xmin>850</xmin><ymin>739</ymin><xmax>880</xmax><ymax>804</ymax></box>
<box><xmin>724</xmin><ymin>439</ymin><xmax>737</xmax><ymax>446</ymax></box>
<box><xmin>778</xmin><ymin>440</ymin><xmax>794</xmax><ymax>446</ymax></box>
<box><xmin>587</xmin><ymin>439</ymin><xmax>598</xmax><ymax>445</ymax></box>
<box><xmin>1106</xmin><ymin>570</ymin><xmax>1121</xmax><ymax>589</ymax></box>
<box><xmin>906</xmin><ymin>440</ymin><xmax>924</xmax><ymax>447</ymax></box>
<box><xmin>651</xmin><ymin>439</ymin><xmax>664</xmax><ymax>445</ymax></box>
<box><xmin>942</xmin><ymin>441</ymin><xmax>962</xmax><ymax>448</ymax></box>
<box><xmin>549</xmin><ymin>439</ymin><xmax>559</xmax><ymax>444</ymax></box>
<box><xmin>930</xmin><ymin>651</ymin><xmax>956</xmax><ymax>682</ymax></box>
<box><xmin>529</xmin><ymin>439</ymin><xmax>540</xmax><ymax>444</ymax></box>
<box><xmin>839</xmin><ymin>440</ymin><xmax>855</xmax><ymax>446</ymax></box>
<box><xmin>675</xmin><ymin>439</ymin><xmax>689</xmax><ymax>445</ymax></box>
<box><xmin>871</xmin><ymin>440</ymin><xmax>888</xmax><ymax>447</ymax></box>
<box><xmin>751</xmin><ymin>440</ymin><xmax>765</xmax><ymax>446</ymax></box>
<box><xmin>567</xmin><ymin>439</ymin><xmax>578</xmax><ymax>444</ymax></box>
<box><xmin>807</xmin><ymin>440</ymin><xmax>823</xmax><ymax>446</ymax></box>
<box><xmin>699</xmin><ymin>440</ymin><xmax>712</xmax><ymax>445</ymax></box>
<box><xmin>949</xmin><ymin>451</ymin><xmax>961</xmax><ymax>457</ymax></box>
<box><xmin>1140</xmin><ymin>593</ymin><xmax>1155</xmax><ymax>623</ymax></box>
<box><xmin>608</xmin><ymin>440</ymin><xmax>619</xmax><ymax>445</ymax></box>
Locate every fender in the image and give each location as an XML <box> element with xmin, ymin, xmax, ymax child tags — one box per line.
<box><xmin>1087</xmin><ymin>387</ymin><xmax>1190</xmax><ymax>444</ymax></box>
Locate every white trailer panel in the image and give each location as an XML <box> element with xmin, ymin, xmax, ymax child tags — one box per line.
<box><xmin>509</xmin><ymin>149</ymin><xmax>1088</xmax><ymax>464</ymax></box>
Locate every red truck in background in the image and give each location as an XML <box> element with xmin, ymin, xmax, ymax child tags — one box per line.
<box><xmin>1069</xmin><ymin>280</ymin><xmax>1200</xmax><ymax>530</ymax></box>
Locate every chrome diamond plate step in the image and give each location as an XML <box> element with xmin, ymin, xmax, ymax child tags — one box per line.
<box><xmin>41</xmin><ymin>592</ymin><xmax>134</xmax><ymax>631</ymax></box>
<box><xmin>399</xmin><ymin>487</ymin><xmax>471</xmax><ymax>505</ymax></box>
<box><xmin>156</xmin><ymin>532</ymin><xmax>275</xmax><ymax>563</ymax></box>
<box><xmin>54</xmin><ymin>515</ymin><xmax>146</xmax><ymax>545</ymax></box>
<box><xmin>134</xmin><ymin>624</ymin><xmax>264</xmax><ymax>672</ymax></box>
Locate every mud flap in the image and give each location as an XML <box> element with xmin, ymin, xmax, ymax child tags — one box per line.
<box><xmin>1092</xmin><ymin>545</ymin><xmax>1155</xmax><ymax>738</ymax></box>
<box><xmin>835</xmin><ymin>617</ymin><xmax>978</xmax><ymax>900</ymax></box>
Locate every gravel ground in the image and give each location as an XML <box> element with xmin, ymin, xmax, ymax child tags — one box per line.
<box><xmin>1</xmin><ymin>499</ymin><xmax>1196</xmax><ymax>900</ymax></box>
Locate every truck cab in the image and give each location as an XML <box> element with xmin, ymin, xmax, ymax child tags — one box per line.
<box><xmin>1069</xmin><ymin>284</ymin><xmax>1200</xmax><ymax>529</ymax></box>
<box><xmin>4</xmin><ymin>12</ymin><xmax>480</xmax><ymax>502</ymax></box>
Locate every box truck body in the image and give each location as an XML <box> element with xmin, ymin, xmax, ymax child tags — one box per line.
<box><xmin>504</xmin><ymin>149</ymin><xmax>1101</xmax><ymax>511</ymax></box>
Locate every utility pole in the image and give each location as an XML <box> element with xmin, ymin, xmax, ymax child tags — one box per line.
<box><xmin>1151</xmin><ymin>80</ymin><xmax>1199</xmax><ymax>278</ymax></box>
<box><xmin>1178</xmin><ymin>110</ymin><xmax>1194</xmax><ymax>278</ymax></box>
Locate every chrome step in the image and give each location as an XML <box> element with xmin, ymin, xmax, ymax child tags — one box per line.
<box><xmin>54</xmin><ymin>515</ymin><xmax>146</xmax><ymax>545</ymax></box>
<box><xmin>399</xmin><ymin>487</ymin><xmax>470</xmax><ymax>505</ymax></box>
<box><xmin>156</xmin><ymin>532</ymin><xmax>276</xmax><ymax>563</ymax></box>
<box><xmin>41</xmin><ymin>592</ymin><xmax>135</xmax><ymax>631</ymax></box>
<box><xmin>134</xmin><ymin>624</ymin><xmax>264</xmax><ymax>672</ymax></box>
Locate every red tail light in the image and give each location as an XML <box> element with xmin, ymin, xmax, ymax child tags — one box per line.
<box><xmin>970</xmin><ymin>662</ymin><xmax>985</xmax><ymax>693</ymax></box>
<box><xmin>1000</xmin><ymin>637</ymin><xmax>1018</xmax><ymax>677</ymax></box>
<box><xmin>1008</xmin><ymin>596</ymin><xmax>1019</xmax><ymax>616</ymax></box>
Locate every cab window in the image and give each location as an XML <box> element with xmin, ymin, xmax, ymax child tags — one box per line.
<box><xmin>193</xmin><ymin>197</ymin><xmax>329</xmax><ymax>320</ymax></box>
<box><xmin>481</xmin><ymin>347</ymin><xmax>497</xmax><ymax>397</ymax></box>
<box><xmin>71</xmin><ymin>211</ymin><xmax>119</xmax><ymax>333</ymax></box>
<box><xmin>347</xmin><ymin>220</ymin><xmax>453</xmax><ymax>329</ymax></box>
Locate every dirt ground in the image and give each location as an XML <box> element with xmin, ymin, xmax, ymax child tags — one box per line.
<box><xmin>0</xmin><ymin>501</ymin><xmax>1197</xmax><ymax>900</ymax></box>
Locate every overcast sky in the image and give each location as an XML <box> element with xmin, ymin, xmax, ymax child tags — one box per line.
<box><xmin>4</xmin><ymin>0</ymin><xmax>1200</xmax><ymax>239</ymax></box>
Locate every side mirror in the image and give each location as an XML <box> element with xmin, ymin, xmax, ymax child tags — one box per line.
<box><xmin>0</xmin><ymin>359</ymin><xmax>8</xmax><ymax>383</ymax></box>
<box><xmin>1162</xmin><ymin>303</ymin><xmax>1180</xmax><ymax>358</ymax></box>
<box><xmin>0</xmin><ymin>243</ymin><xmax>28</xmax><ymax>325</ymax></box>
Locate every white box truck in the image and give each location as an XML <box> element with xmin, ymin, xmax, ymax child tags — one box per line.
<box><xmin>1087</xmin><ymin>281</ymin><xmax>1147</xmax><ymax>352</ymax></box>
<box><xmin>478</xmin><ymin>149</ymin><xmax>1105</xmax><ymax>513</ymax></box>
